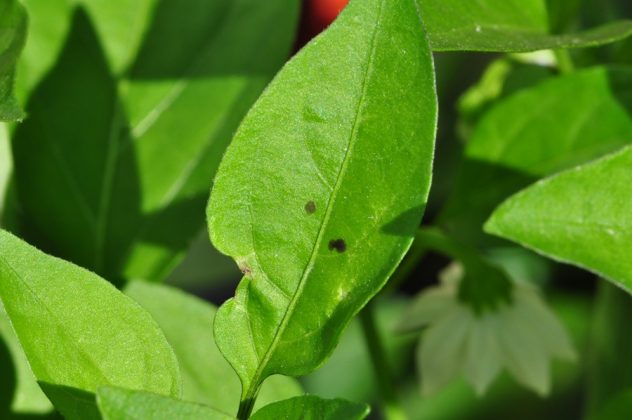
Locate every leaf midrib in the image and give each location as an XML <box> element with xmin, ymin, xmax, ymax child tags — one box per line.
<box><xmin>242</xmin><ymin>0</ymin><xmax>386</xmax><ymax>397</ymax></box>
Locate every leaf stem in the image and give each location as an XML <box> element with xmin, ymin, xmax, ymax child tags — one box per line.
<box><xmin>359</xmin><ymin>302</ymin><xmax>408</xmax><ymax>420</ymax></box>
<box><xmin>554</xmin><ymin>49</ymin><xmax>575</xmax><ymax>74</ymax></box>
<box><xmin>237</xmin><ymin>393</ymin><xmax>257</xmax><ymax>420</ymax></box>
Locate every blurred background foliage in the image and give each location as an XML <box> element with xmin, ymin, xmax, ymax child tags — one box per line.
<box><xmin>1</xmin><ymin>0</ymin><xmax>631</xmax><ymax>419</ymax></box>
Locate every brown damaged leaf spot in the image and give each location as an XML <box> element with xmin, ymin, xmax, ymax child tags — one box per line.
<box><xmin>304</xmin><ymin>201</ymin><xmax>316</xmax><ymax>214</ymax></box>
<box><xmin>328</xmin><ymin>239</ymin><xmax>347</xmax><ymax>253</ymax></box>
<box><xmin>238</xmin><ymin>262</ymin><xmax>252</xmax><ymax>276</ymax></box>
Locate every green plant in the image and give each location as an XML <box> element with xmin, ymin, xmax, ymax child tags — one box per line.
<box><xmin>1</xmin><ymin>0</ymin><xmax>632</xmax><ymax>419</ymax></box>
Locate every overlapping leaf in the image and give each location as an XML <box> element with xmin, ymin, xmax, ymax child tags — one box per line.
<box><xmin>0</xmin><ymin>230</ymin><xmax>180</xmax><ymax>417</ymax></box>
<box><xmin>125</xmin><ymin>282</ymin><xmax>303</xmax><ymax>414</ymax></box>
<box><xmin>440</xmin><ymin>67</ymin><xmax>632</xmax><ymax>247</ymax></box>
<box><xmin>97</xmin><ymin>387</ymin><xmax>232</xmax><ymax>420</ymax></box>
<box><xmin>207</xmin><ymin>0</ymin><xmax>436</xmax><ymax>411</ymax></box>
<box><xmin>12</xmin><ymin>0</ymin><xmax>300</xmax><ymax>283</ymax></box>
<box><xmin>250</xmin><ymin>395</ymin><xmax>369</xmax><ymax>420</ymax></box>
<box><xmin>418</xmin><ymin>0</ymin><xmax>632</xmax><ymax>52</ymax></box>
<box><xmin>486</xmin><ymin>145</ymin><xmax>632</xmax><ymax>293</ymax></box>
<box><xmin>0</xmin><ymin>0</ymin><xmax>27</xmax><ymax>121</ymax></box>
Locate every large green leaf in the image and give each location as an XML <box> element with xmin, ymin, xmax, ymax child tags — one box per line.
<box><xmin>485</xmin><ymin>145</ymin><xmax>632</xmax><ymax>294</ymax></box>
<box><xmin>418</xmin><ymin>0</ymin><xmax>632</xmax><ymax>52</ymax></box>
<box><xmin>0</xmin><ymin>229</ymin><xmax>181</xmax><ymax>416</ymax></box>
<box><xmin>440</xmin><ymin>67</ymin><xmax>632</xmax><ymax>247</ymax></box>
<box><xmin>251</xmin><ymin>396</ymin><xmax>370</xmax><ymax>420</ymax></box>
<box><xmin>125</xmin><ymin>281</ymin><xmax>303</xmax><ymax>415</ymax></box>
<box><xmin>12</xmin><ymin>0</ymin><xmax>299</xmax><ymax>283</ymax></box>
<box><xmin>207</xmin><ymin>0</ymin><xmax>436</xmax><ymax>413</ymax></box>
<box><xmin>97</xmin><ymin>387</ymin><xmax>232</xmax><ymax>420</ymax></box>
<box><xmin>0</xmin><ymin>0</ymin><xmax>27</xmax><ymax>121</ymax></box>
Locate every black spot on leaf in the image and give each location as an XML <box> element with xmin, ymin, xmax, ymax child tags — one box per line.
<box><xmin>305</xmin><ymin>201</ymin><xmax>316</xmax><ymax>214</ymax></box>
<box><xmin>328</xmin><ymin>239</ymin><xmax>346</xmax><ymax>253</ymax></box>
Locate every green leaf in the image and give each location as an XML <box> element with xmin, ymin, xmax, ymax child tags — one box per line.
<box><xmin>440</xmin><ymin>67</ymin><xmax>632</xmax><ymax>247</ymax></box>
<box><xmin>12</xmin><ymin>0</ymin><xmax>299</xmax><ymax>283</ymax></box>
<box><xmin>0</xmin><ymin>302</ymin><xmax>53</xmax><ymax>416</ymax></box>
<box><xmin>251</xmin><ymin>396</ymin><xmax>369</xmax><ymax>420</ymax></box>
<box><xmin>418</xmin><ymin>0</ymin><xmax>632</xmax><ymax>52</ymax></box>
<box><xmin>485</xmin><ymin>145</ymin><xmax>632</xmax><ymax>294</ymax></box>
<box><xmin>0</xmin><ymin>0</ymin><xmax>27</xmax><ymax>121</ymax></box>
<box><xmin>96</xmin><ymin>386</ymin><xmax>233</xmax><ymax>420</ymax></box>
<box><xmin>207</xmin><ymin>0</ymin><xmax>436</xmax><ymax>410</ymax></box>
<box><xmin>597</xmin><ymin>389</ymin><xmax>632</xmax><ymax>420</ymax></box>
<box><xmin>0</xmin><ymin>229</ymin><xmax>181</xmax><ymax>416</ymax></box>
<box><xmin>124</xmin><ymin>281</ymin><xmax>303</xmax><ymax>414</ymax></box>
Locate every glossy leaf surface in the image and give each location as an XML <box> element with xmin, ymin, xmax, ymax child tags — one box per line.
<box><xmin>208</xmin><ymin>0</ymin><xmax>436</xmax><ymax>404</ymax></box>
<box><xmin>441</xmin><ymin>67</ymin><xmax>632</xmax><ymax>247</ymax></box>
<box><xmin>97</xmin><ymin>387</ymin><xmax>232</xmax><ymax>420</ymax></box>
<box><xmin>418</xmin><ymin>0</ymin><xmax>632</xmax><ymax>52</ymax></box>
<box><xmin>486</xmin><ymin>145</ymin><xmax>632</xmax><ymax>294</ymax></box>
<box><xmin>12</xmin><ymin>0</ymin><xmax>299</xmax><ymax>283</ymax></box>
<box><xmin>0</xmin><ymin>230</ymin><xmax>181</xmax><ymax>410</ymax></box>
<box><xmin>0</xmin><ymin>0</ymin><xmax>27</xmax><ymax>121</ymax></box>
<box><xmin>251</xmin><ymin>395</ymin><xmax>369</xmax><ymax>420</ymax></box>
<box><xmin>125</xmin><ymin>281</ymin><xmax>303</xmax><ymax>414</ymax></box>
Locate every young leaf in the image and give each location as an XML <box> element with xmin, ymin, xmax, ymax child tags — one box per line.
<box><xmin>418</xmin><ymin>0</ymin><xmax>632</xmax><ymax>52</ymax></box>
<box><xmin>97</xmin><ymin>387</ymin><xmax>233</xmax><ymax>420</ymax></box>
<box><xmin>250</xmin><ymin>395</ymin><xmax>369</xmax><ymax>420</ymax></box>
<box><xmin>440</xmin><ymin>67</ymin><xmax>632</xmax><ymax>247</ymax></box>
<box><xmin>0</xmin><ymin>230</ymin><xmax>181</xmax><ymax>413</ymax></box>
<box><xmin>207</xmin><ymin>0</ymin><xmax>437</xmax><ymax>413</ymax></box>
<box><xmin>124</xmin><ymin>281</ymin><xmax>303</xmax><ymax>414</ymax></box>
<box><xmin>0</xmin><ymin>0</ymin><xmax>27</xmax><ymax>121</ymax></box>
<box><xmin>12</xmin><ymin>1</ymin><xmax>300</xmax><ymax>283</ymax></box>
<box><xmin>485</xmin><ymin>145</ymin><xmax>632</xmax><ymax>294</ymax></box>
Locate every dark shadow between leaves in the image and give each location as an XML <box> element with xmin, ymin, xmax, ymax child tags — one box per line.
<box><xmin>436</xmin><ymin>158</ymin><xmax>536</xmax><ymax>248</ymax></box>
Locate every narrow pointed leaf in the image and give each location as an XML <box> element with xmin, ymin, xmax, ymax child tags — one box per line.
<box><xmin>97</xmin><ymin>387</ymin><xmax>233</xmax><ymax>420</ymax></box>
<box><xmin>0</xmin><ymin>0</ymin><xmax>27</xmax><ymax>121</ymax></box>
<box><xmin>208</xmin><ymin>0</ymin><xmax>436</xmax><ymax>403</ymax></box>
<box><xmin>125</xmin><ymin>282</ymin><xmax>302</xmax><ymax>414</ymax></box>
<box><xmin>0</xmin><ymin>229</ymin><xmax>181</xmax><ymax>412</ymax></box>
<box><xmin>251</xmin><ymin>396</ymin><xmax>369</xmax><ymax>420</ymax></box>
<box><xmin>418</xmin><ymin>0</ymin><xmax>632</xmax><ymax>52</ymax></box>
<box><xmin>12</xmin><ymin>1</ymin><xmax>300</xmax><ymax>283</ymax></box>
<box><xmin>485</xmin><ymin>145</ymin><xmax>632</xmax><ymax>294</ymax></box>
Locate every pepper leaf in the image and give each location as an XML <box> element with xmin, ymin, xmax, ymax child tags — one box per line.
<box><xmin>486</xmin><ymin>145</ymin><xmax>632</xmax><ymax>294</ymax></box>
<box><xmin>0</xmin><ymin>230</ymin><xmax>181</xmax><ymax>416</ymax></box>
<box><xmin>0</xmin><ymin>0</ymin><xmax>27</xmax><ymax>121</ymax></box>
<box><xmin>207</xmin><ymin>0</ymin><xmax>436</xmax><ymax>409</ymax></box>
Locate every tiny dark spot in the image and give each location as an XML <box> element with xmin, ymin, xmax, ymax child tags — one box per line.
<box><xmin>305</xmin><ymin>201</ymin><xmax>316</xmax><ymax>214</ymax></box>
<box><xmin>239</xmin><ymin>263</ymin><xmax>252</xmax><ymax>276</ymax></box>
<box><xmin>328</xmin><ymin>239</ymin><xmax>347</xmax><ymax>253</ymax></box>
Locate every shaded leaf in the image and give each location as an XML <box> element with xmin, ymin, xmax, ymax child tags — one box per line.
<box><xmin>251</xmin><ymin>395</ymin><xmax>369</xmax><ymax>420</ymax></box>
<box><xmin>12</xmin><ymin>0</ymin><xmax>300</xmax><ymax>283</ymax></box>
<box><xmin>0</xmin><ymin>230</ymin><xmax>181</xmax><ymax>414</ymax></box>
<box><xmin>440</xmin><ymin>67</ymin><xmax>632</xmax><ymax>247</ymax></box>
<box><xmin>486</xmin><ymin>145</ymin><xmax>632</xmax><ymax>293</ymax></box>
<box><xmin>419</xmin><ymin>0</ymin><xmax>632</xmax><ymax>52</ymax></box>
<box><xmin>124</xmin><ymin>281</ymin><xmax>303</xmax><ymax>415</ymax></box>
<box><xmin>97</xmin><ymin>386</ymin><xmax>232</xmax><ymax>420</ymax></box>
<box><xmin>0</xmin><ymin>0</ymin><xmax>27</xmax><ymax>121</ymax></box>
<box><xmin>207</xmin><ymin>0</ymin><xmax>436</xmax><ymax>409</ymax></box>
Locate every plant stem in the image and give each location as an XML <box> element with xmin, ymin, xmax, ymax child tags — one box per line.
<box><xmin>554</xmin><ymin>49</ymin><xmax>575</xmax><ymax>74</ymax></box>
<box><xmin>359</xmin><ymin>302</ymin><xmax>408</xmax><ymax>420</ymax></box>
<box><xmin>237</xmin><ymin>386</ymin><xmax>260</xmax><ymax>420</ymax></box>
